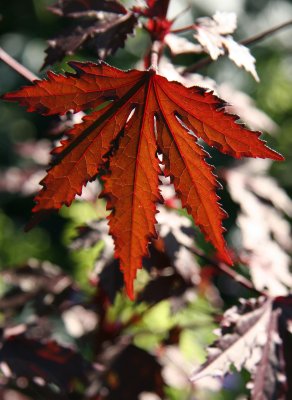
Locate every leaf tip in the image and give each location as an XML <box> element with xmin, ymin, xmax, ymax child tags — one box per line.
<box><xmin>217</xmin><ymin>247</ymin><xmax>233</xmax><ymax>266</ymax></box>
<box><xmin>1</xmin><ymin>91</ymin><xmax>15</xmax><ymax>101</ymax></box>
<box><xmin>271</xmin><ymin>151</ymin><xmax>285</xmax><ymax>161</ymax></box>
<box><xmin>124</xmin><ymin>278</ymin><xmax>135</xmax><ymax>301</ymax></box>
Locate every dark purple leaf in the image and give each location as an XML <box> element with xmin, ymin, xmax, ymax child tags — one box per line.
<box><xmin>102</xmin><ymin>345</ymin><xmax>164</xmax><ymax>399</ymax></box>
<box><xmin>248</xmin><ymin>308</ymin><xmax>287</xmax><ymax>400</ymax></box>
<box><xmin>0</xmin><ymin>335</ymin><xmax>95</xmax><ymax>392</ymax></box>
<box><xmin>49</xmin><ymin>0</ymin><xmax>127</xmax><ymax>17</ymax></box>
<box><xmin>191</xmin><ymin>298</ymin><xmax>273</xmax><ymax>381</ymax></box>
<box><xmin>191</xmin><ymin>297</ymin><xmax>290</xmax><ymax>399</ymax></box>
<box><xmin>43</xmin><ymin>1</ymin><xmax>137</xmax><ymax>68</ymax></box>
<box><xmin>137</xmin><ymin>271</ymin><xmax>191</xmax><ymax>305</ymax></box>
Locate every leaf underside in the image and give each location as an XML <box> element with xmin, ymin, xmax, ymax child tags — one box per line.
<box><xmin>191</xmin><ymin>297</ymin><xmax>288</xmax><ymax>399</ymax></box>
<box><xmin>3</xmin><ymin>61</ymin><xmax>283</xmax><ymax>299</ymax></box>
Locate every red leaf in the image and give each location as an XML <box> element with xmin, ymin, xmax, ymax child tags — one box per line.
<box><xmin>103</xmin><ymin>78</ymin><xmax>161</xmax><ymax>298</ymax></box>
<box><xmin>2</xmin><ymin>61</ymin><xmax>283</xmax><ymax>299</ymax></box>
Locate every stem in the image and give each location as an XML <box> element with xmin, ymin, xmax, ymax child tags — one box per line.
<box><xmin>171</xmin><ymin>24</ymin><xmax>195</xmax><ymax>34</ymax></box>
<box><xmin>170</xmin><ymin>5</ymin><xmax>191</xmax><ymax>27</ymax></box>
<box><xmin>0</xmin><ymin>47</ymin><xmax>38</xmax><ymax>82</ymax></box>
<box><xmin>242</xmin><ymin>18</ymin><xmax>292</xmax><ymax>46</ymax></box>
<box><xmin>150</xmin><ymin>40</ymin><xmax>162</xmax><ymax>72</ymax></box>
<box><xmin>189</xmin><ymin>246</ymin><xmax>267</xmax><ymax>296</ymax></box>
<box><xmin>183</xmin><ymin>18</ymin><xmax>292</xmax><ymax>74</ymax></box>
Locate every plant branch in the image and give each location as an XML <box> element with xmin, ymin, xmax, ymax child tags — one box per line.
<box><xmin>189</xmin><ymin>246</ymin><xmax>267</xmax><ymax>296</ymax></box>
<box><xmin>183</xmin><ymin>18</ymin><xmax>292</xmax><ymax>74</ymax></box>
<box><xmin>170</xmin><ymin>5</ymin><xmax>192</xmax><ymax>29</ymax></box>
<box><xmin>242</xmin><ymin>19</ymin><xmax>292</xmax><ymax>46</ymax></box>
<box><xmin>0</xmin><ymin>47</ymin><xmax>38</xmax><ymax>82</ymax></box>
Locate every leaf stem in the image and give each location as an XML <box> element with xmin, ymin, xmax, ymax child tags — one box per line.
<box><xmin>170</xmin><ymin>6</ymin><xmax>192</xmax><ymax>28</ymax></box>
<box><xmin>150</xmin><ymin>40</ymin><xmax>162</xmax><ymax>72</ymax></box>
<box><xmin>182</xmin><ymin>18</ymin><xmax>292</xmax><ymax>74</ymax></box>
<box><xmin>189</xmin><ymin>246</ymin><xmax>267</xmax><ymax>296</ymax></box>
<box><xmin>0</xmin><ymin>47</ymin><xmax>38</xmax><ymax>82</ymax></box>
<box><xmin>171</xmin><ymin>24</ymin><xmax>195</xmax><ymax>34</ymax></box>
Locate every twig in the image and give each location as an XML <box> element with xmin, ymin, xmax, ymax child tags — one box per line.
<box><xmin>183</xmin><ymin>19</ymin><xmax>292</xmax><ymax>74</ymax></box>
<box><xmin>242</xmin><ymin>19</ymin><xmax>292</xmax><ymax>46</ymax></box>
<box><xmin>170</xmin><ymin>5</ymin><xmax>192</xmax><ymax>28</ymax></box>
<box><xmin>0</xmin><ymin>47</ymin><xmax>38</xmax><ymax>82</ymax></box>
<box><xmin>189</xmin><ymin>246</ymin><xmax>267</xmax><ymax>296</ymax></box>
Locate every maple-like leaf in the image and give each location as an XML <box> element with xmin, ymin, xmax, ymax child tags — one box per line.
<box><xmin>2</xmin><ymin>61</ymin><xmax>283</xmax><ymax>299</ymax></box>
<box><xmin>43</xmin><ymin>0</ymin><xmax>137</xmax><ymax>68</ymax></box>
<box><xmin>158</xmin><ymin>58</ymin><xmax>278</xmax><ymax>133</ymax></box>
<box><xmin>191</xmin><ymin>297</ymin><xmax>289</xmax><ymax>399</ymax></box>
<box><xmin>194</xmin><ymin>12</ymin><xmax>259</xmax><ymax>80</ymax></box>
<box><xmin>247</xmin><ymin>308</ymin><xmax>287</xmax><ymax>400</ymax></box>
<box><xmin>166</xmin><ymin>11</ymin><xmax>259</xmax><ymax>80</ymax></box>
<box><xmin>191</xmin><ymin>298</ymin><xmax>273</xmax><ymax>382</ymax></box>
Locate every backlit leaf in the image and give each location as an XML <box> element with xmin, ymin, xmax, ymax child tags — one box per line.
<box><xmin>2</xmin><ymin>61</ymin><xmax>283</xmax><ymax>299</ymax></box>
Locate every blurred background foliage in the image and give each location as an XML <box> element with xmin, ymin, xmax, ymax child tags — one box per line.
<box><xmin>0</xmin><ymin>0</ymin><xmax>291</xmax><ymax>399</ymax></box>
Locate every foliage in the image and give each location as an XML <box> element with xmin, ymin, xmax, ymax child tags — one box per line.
<box><xmin>0</xmin><ymin>0</ymin><xmax>291</xmax><ymax>399</ymax></box>
<box><xmin>2</xmin><ymin>1</ymin><xmax>282</xmax><ymax>299</ymax></box>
